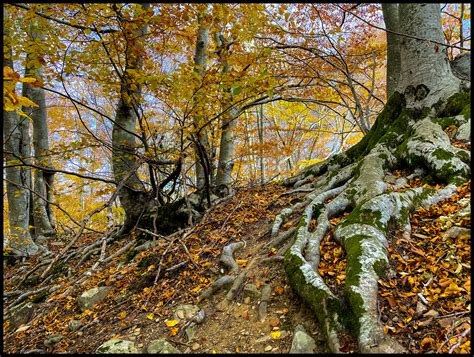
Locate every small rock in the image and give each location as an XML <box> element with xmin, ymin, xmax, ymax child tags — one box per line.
<box><xmin>185</xmin><ymin>323</ymin><xmax>198</xmax><ymax>341</ymax></box>
<box><xmin>147</xmin><ymin>339</ymin><xmax>181</xmax><ymax>354</ymax></box>
<box><xmin>258</xmin><ymin>301</ymin><xmax>268</xmax><ymax>321</ymax></box>
<box><xmin>174</xmin><ymin>304</ymin><xmax>200</xmax><ymax>322</ymax></box>
<box><xmin>438</xmin><ymin>316</ymin><xmax>455</xmax><ymax>328</ymax></box>
<box><xmin>424</xmin><ymin>310</ymin><xmax>439</xmax><ymax>318</ymax></box>
<box><xmin>416</xmin><ymin>301</ymin><xmax>428</xmax><ymax>315</ymax></box>
<box><xmin>77</xmin><ymin>331</ymin><xmax>83</xmax><ymax>336</ymax></box>
<box><xmin>68</xmin><ymin>319</ymin><xmax>83</xmax><ymax>332</ymax></box>
<box><xmin>243</xmin><ymin>284</ymin><xmax>261</xmax><ymax>300</ymax></box>
<box><xmin>261</xmin><ymin>284</ymin><xmax>272</xmax><ymax>302</ymax></box>
<box><xmin>443</xmin><ymin>226</ymin><xmax>470</xmax><ymax>241</ymax></box>
<box><xmin>8</xmin><ymin>302</ymin><xmax>35</xmax><ymax>328</ymax></box>
<box><xmin>77</xmin><ymin>286</ymin><xmax>111</xmax><ymax>312</ymax></box>
<box><xmin>256</xmin><ymin>336</ymin><xmax>271</xmax><ymax>344</ymax></box>
<box><xmin>264</xmin><ymin>345</ymin><xmax>272</xmax><ymax>352</ymax></box>
<box><xmin>381</xmin><ymin>315</ymin><xmax>388</xmax><ymax>322</ymax></box>
<box><xmin>191</xmin><ymin>343</ymin><xmax>200</xmax><ymax>351</ymax></box>
<box><xmin>244</xmin><ymin>297</ymin><xmax>251</xmax><ymax>304</ymax></box>
<box><xmin>97</xmin><ymin>339</ymin><xmax>138</xmax><ymax>354</ymax></box>
<box><xmin>44</xmin><ymin>333</ymin><xmax>63</xmax><ymax>347</ymax></box>
<box><xmin>290</xmin><ymin>325</ymin><xmax>316</xmax><ymax>353</ymax></box>
<box><xmin>194</xmin><ymin>309</ymin><xmax>205</xmax><ymax>324</ymax></box>
<box><xmin>392</xmin><ymin>316</ymin><xmax>399</xmax><ymax>322</ymax></box>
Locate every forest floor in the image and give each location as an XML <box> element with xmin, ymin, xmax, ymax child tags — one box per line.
<box><xmin>3</xmin><ymin>175</ymin><xmax>471</xmax><ymax>353</ymax></box>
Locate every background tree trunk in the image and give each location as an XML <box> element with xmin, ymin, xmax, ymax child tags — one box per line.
<box><xmin>214</xmin><ymin>31</ymin><xmax>239</xmax><ymax>193</ymax></box>
<box><xmin>381</xmin><ymin>3</ymin><xmax>400</xmax><ymax>99</ymax></box>
<box><xmin>192</xmin><ymin>6</ymin><xmax>211</xmax><ymax>190</ymax></box>
<box><xmin>3</xmin><ymin>9</ymin><xmax>38</xmax><ymax>256</ymax></box>
<box><xmin>257</xmin><ymin>105</ymin><xmax>265</xmax><ymax>185</ymax></box>
<box><xmin>23</xmin><ymin>21</ymin><xmax>56</xmax><ymax>239</ymax></box>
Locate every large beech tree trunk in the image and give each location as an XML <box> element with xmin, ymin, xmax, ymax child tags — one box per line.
<box><xmin>278</xmin><ymin>3</ymin><xmax>470</xmax><ymax>353</ymax></box>
<box><xmin>111</xmin><ymin>3</ymin><xmax>151</xmax><ymax>230</ymax></box>
<box><xmin>23</xmin><ymin>21</ymin><xmax>56</xmax><ymax>239</ymax></box>
<box><xmin>111</xmin><ymin>4</ymin><xmax>206</xmax><ymax>234</ymax></box>
<box><xmin>397</xmin><ymin>4</ymin><xmax>460</xmax><ymax>108</ymax></box>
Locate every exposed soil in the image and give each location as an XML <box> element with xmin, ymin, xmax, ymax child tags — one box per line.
<box><xmin>3</xmin><ymin>180</ymin><xmax>470</xmax><ymax>354</ymax></box>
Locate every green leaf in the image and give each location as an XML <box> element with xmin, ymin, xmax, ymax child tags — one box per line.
<box><xmin>231</xmin><ymin>86</ymin><xmax>242</xmax><ymax>96</ymax></box>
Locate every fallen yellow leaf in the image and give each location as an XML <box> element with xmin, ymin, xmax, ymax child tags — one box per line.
<box><xmin>270</xmin><ymin>331</ymin><xmax>281</xmax><ymax>339</ymax></box>
<box><xmin>165</xmin><ymin>319</ymin><xmax>179</xmax><ymax>327</ymax></box>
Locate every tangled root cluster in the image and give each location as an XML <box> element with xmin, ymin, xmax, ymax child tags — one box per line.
<box><xmin>273</xmin><ymin>90</ymin><xmax>470</xmax><ymax>353</ymax></box>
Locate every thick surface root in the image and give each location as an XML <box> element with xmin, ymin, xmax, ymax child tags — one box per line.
<box><xmin>280</xmin><ymin>89</ymin><xmax>471</xmax><ymax>353</ymax></box>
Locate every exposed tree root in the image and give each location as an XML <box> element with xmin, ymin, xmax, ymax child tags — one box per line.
<box><xmin>279</xmin><ymin>90</ymin><xmax>470</xmax><ymax>353</ymax></box>
<box><xmin>220</xmin><ymin>241</ymin><xmax>245</xmax><ymax>273</ymax></box>
<box><xmin>198</xmin><ymin>240</ymin><xmax>246</xmax><ymax>303</ymax></box>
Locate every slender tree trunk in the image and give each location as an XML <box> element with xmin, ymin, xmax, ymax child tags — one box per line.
<box><xmin>111</xmin><ymin>3</ymin><xmax>149</xmax><ymax>230</ymax></box>
<box><xmin>381</xmin><ymin>3</ymin><xmax>401</xmax><ymax>99</ymax></box>
<box><xmin>193</xmin><ymin>6</ymin><xmax>211</xmax><ymax>189</ymax></box>
<box><xmin>397</xmin><ymin>3</ymin><xmax>460</xmax><ymax>108</ymax></box>
<box><xmin>3</xmin><ymin>9</ymin><xmax>38</xmax><ymax>256</ymax></box>
<box><xmin>23</xmin><ymin>21</ymin><xmax>56</xmax><ymax>239</ymax></box>
<box><xmin>257</xmin><ymin>105</ymin><xmax>265</xmax><ymax>184</ymax></box>
<box><xmin>214</xmin><ymin>31</ymin><xmax>239</xmax><ymax>192</ymax></box>
<box><xmin>460</xmin><ymin>4</ymin><xmax>464</xmax><ymax>51</ymax></box>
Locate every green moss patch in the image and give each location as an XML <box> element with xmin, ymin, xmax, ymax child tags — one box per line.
<box><xmin>438</xmin><ymin>90</ymin><xmax>471</xmax><ymax>117</ymax></box>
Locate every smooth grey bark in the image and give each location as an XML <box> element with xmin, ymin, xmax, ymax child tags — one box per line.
<box><xmin>192</xmin><ymin>7</ymin><xmax>211</xmax><ymax>189</ymax></box>
<box><xmin>3</xmin><ymin>9</ymin><xmax>38</xmax><ymax>256</ymax></box>
<box><xmin>257</xmin><ymin>105</ymin><xmax>265</xmax><ymax>184</ymax></box>
<box><xmin>214</xmin><ymin>31</ymin><xmax>239</xmax><ymax>190</ymax></box>
<box><xmin>381</xmin><ymin>3</ymin><xmax>401</xmax><ymax>99</ymax></box>
<box><xmin>397</xmin><ymin>3</ymin><xmax>460</xmax><ymax>107</ymax></box>
<box><xmin>23</xmin><ymin>21</ymin><xmax>56</xmax><ymax>239</ymax></box>
<box><xmin>111</xmin><ymin>3</ymin><xmax>149</xmax><ymax>229</ymax></box>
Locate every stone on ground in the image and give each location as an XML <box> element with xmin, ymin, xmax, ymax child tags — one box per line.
<box><xmin>174</xmin><ymin>304</ymin><xmax>200</xmax><ymax>322</ymax></box>
<box><xmin>44</xmin><ymin>333</ymin><xmax>63</xmax><ymax>347</ymax></box>
<box><xmin>243</xmin><ymin>283</ymin><xmax>261</xmax><ymax>300</ymax></box>
<box><xmin>8</xmin><ymin>302</ymin><xmax>35</xmax><ymax>328</ymax></box>
<box><xmin>96</xmin><ymin>339</ymin><xmax>138</xmax><ymax>354</ymax></box>
<box><xmin>77</xmin><ymin>286</ymin><xmax>111</xmax><ymax>312</ymax></box>
<box><xmin>68</xmin><ymin>319</ymin><xmax>84</xmax><ymax>331</ymax></box>
<box><xmin>147</xmin><ymin>339</ymin><xmax>181</xmax><ymax>354</ymax></box>
<box><xmin>289</xmin><ymin>325</ymin><xmax>316</xmax><ymax>353</ymax></box>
